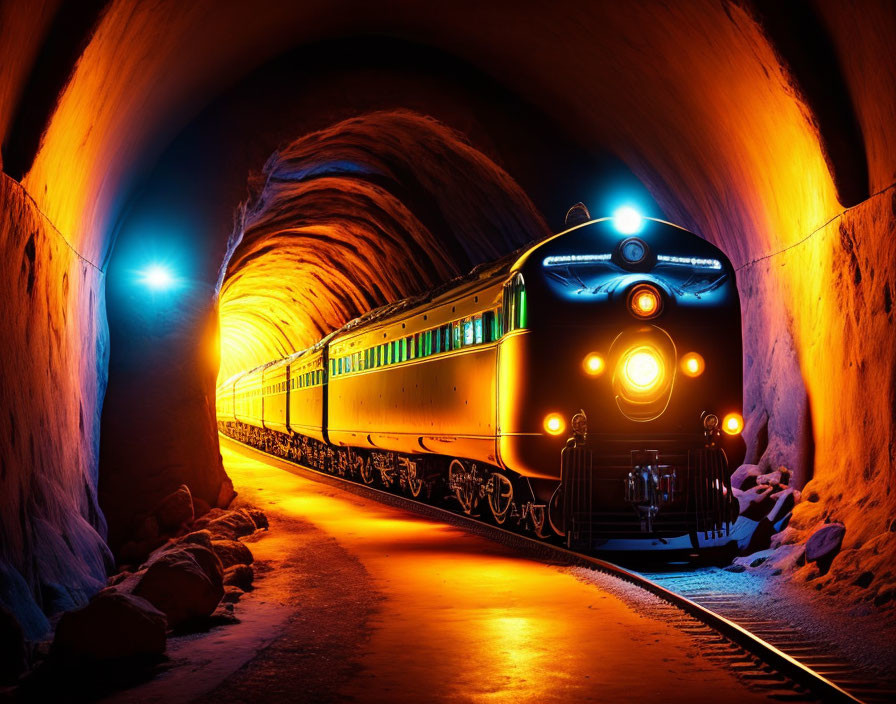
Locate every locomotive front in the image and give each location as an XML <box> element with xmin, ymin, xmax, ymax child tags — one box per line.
<box><xmin>497</xmin><ymin>212</ymin><xmax>745</xmax><ymax>551</ymax></box>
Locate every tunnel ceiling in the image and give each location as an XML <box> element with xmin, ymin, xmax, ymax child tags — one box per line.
<box><xmin>1</xmin><ymin>0</ymin><xmax>894</xmax><ymax>623</ymax></box>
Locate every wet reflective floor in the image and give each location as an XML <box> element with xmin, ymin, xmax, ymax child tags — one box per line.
<box><xmin>214</xmin><ymin>440</ymin><xmax>774</xmax><ymax>703</ymax></box>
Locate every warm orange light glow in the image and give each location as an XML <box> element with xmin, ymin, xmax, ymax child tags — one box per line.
<box><xmin>680</xmin><ymin>352</ymin><xmax>705</xmax><ymax>377</ymax></box>
<box><xmin>543</xmin><ymin>413</ymin><xmax>565</xmax><ymax>436</ymax></box>
<box><xmin>722</xmin><ymin>412</ymin><xmax>743</xmax><ymax>435</ymax></box>
<box><xmin>583</xmin><ymin>353</ymin><xmax>605</xmax><ymax>376</ymax></box>
<box><xmin>619</xmin><ymin>346</ymin><xmax>664</xmax><ymax>395</ymax></box>
<box><xmin>628</xmin><ymin>285</ymin><xmax>661</xmax><ymax>319</ymax></box>
<box><xmin>220</xmin><ymin>439</ymin><xmax>767</xmax><ymax>702</ymax></box>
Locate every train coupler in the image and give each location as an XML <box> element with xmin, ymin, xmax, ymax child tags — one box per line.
<box><xmin>624</xmin><ymin>450</ymin><xmax>677</xmax><ymax>533</ymax></box>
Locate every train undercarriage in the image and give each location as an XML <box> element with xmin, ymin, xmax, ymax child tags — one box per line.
<box><xmin>219</xmin><ymin>419</ymin><xmax>741</xmax><ymax>554</ymax></box>
<box><xmin>220</xmin><ymin>420</ymin><xmax>555</xmax><ymax>538</ymax></box>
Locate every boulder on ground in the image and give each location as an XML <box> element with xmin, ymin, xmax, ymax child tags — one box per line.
<box><xmin>177</xmin><ymin>529</ymin><xmax>213</xmax><ymax>549</ymax></box>
<box><xmin>0</xmin><ymin>606</ymin><xmax>26</xmax><ymax>684</ymax></box>
<box><xmin>757</xmin><ymin>467</ymin><xmax>790</xmax><ymax>487</ymax></box>
<box><xmin>731</xmin><ymin>464</ymin><xmax>762</xmax><ymax>490</ymax></box>
<box><xmin>246</xmin><ymin>508</ymin><xmax>269</xmax><ymax>530</ymax></box>
<box><xmin>767</xmin><ymin>488</ymin><xmax>798</xmax><ymax>525</ymax></box>
<box><xmin>192</xmin><ymin>508</ymin><xmax>228</xmax><ymax>530</ymax></box>
<box><xmin>733</xmin><ymin>484</ymin><xmax>776</xmax><ymax>519</ymax></box>
<box><xmin>133</xmin><ymin>546</ymin><xmax>224</xmax><ymax>628</ymax></box>
<box><xmin>211</xmin><ymin>540</ymin><xmax>253</xmax><ymax>569</ymax></box>
<box><xmin>155</xmin><ymin>485</ymin><xmax>194</xmax><ymax>531</ymax></box>
<box><xmin>806</xmin><ymin>522</ymin><xmax>846</xmax><ymax>573</ymax></box>
<box><xmin>223</xmin><ymin>564</ymin><xmax>254</xmax><ymax>591</ymax></box>
<box><xmin>221</xmin><ymin>586</ymin><xmax>244</xmax><ymax>604</ymax></box>
<box><xmin>203</xmin><ymin>509</ymin><xmax>259</xmax><ymax>541</ymax></box>
<box><xmin>53</xmin><ymin>589</ymin><xmax>166</xmax><ymax>661</ymax></box>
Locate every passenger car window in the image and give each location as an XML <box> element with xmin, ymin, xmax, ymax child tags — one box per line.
<box><xmin>463</xmin><ymin>318</ymin><xmax>474</xmax><ymax>346</ymax></box>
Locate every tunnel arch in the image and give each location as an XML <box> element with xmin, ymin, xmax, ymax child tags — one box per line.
<box><xmin>0</xmin><ymin>0</ymin><xmax>893</xmax><ymax>631</ymax></box>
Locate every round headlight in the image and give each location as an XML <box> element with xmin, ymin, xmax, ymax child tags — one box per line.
<box><xmin>628</xmin><ymin>284</ymin><xmax>662</xmax><ymax>319</ymax></box>
<box><xmin>543</xmin><ymin>413</ymin><xmax>566</xmax><ymax>436</ymax></box>
<box><xmin>681</xmin><ymin>352</ymin><xmax>705</xmax><ymax>377</ymax></box>
<box><xmin>583</xmin><ymin>353</ymin><xmax>605</xmax><ymax>376</ymax></box>
<box><xmin>722</xmin><ymin>412</ymin><xmax>744</xmax><ymax>435</ymax></box>
<box><xmin>620</xmin><ymin>346</ymin><xmax>664</xmax><ymax>393</ymax></box>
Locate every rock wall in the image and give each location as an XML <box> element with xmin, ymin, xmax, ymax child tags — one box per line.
<box><xmin>0</xmin><ymin>175</ymin><xmax>111</xmax><ymax>638</ymax></box>
<box><xmin>219</xmin><ymin>111</ymin><xmax>550</xmax><ymax>378</ymax></box>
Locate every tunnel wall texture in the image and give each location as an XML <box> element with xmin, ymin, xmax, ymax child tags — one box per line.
<box><xmin>219</xmin><ymin>111</ymin><xmax>550</xmax><ymax>379</ymax></box>
<box><xmin>0</xmin><ymin>176</ymin><xmax>110</xmax><ymax>638</ymax></box>
<box><xmin>0</xmin><ymin>0</ymin><xmax>894</xmax><ymax>631</ymax></box>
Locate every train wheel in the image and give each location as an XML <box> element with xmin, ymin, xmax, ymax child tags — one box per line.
<box><xmin>406</xmin><ymin>461</ymin><xmax>424</xmax><ymax>498</ymax></box>
<box><xmin>548</xmin><ymin>485</ymin><xmax>566</xmax><ymax>537</ymax></box>
<box><xmin>487</xmin><ymin>473</ymin><xmax>515</xmax><ymax>524</ymax></box>
<box><xmin>449</xmin><ymin>459</ymin><xmax>479</xmax><ymax>515</ymax></box>
<box><xmin>529</xmin><ymin>504</ymin><xmax>550</xmax><ymax>539</ymax></box>
<box><xmin>359</xmin><ymin>457</ymin><xmax>377</xmax><ymax>485</ymax></box>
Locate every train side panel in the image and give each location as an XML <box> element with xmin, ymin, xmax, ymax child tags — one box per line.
<box><xmin>262</xmin><ymin>362</ymin><xmax>289</xmax><ymax>434</ymax></box>
<box><xmin>234</xmin><ymin>368</ymin><xmax>264</xmax><ymax>428</ymax></box>
<box><xmin>327</xmin><ymin>280</ymin><xmax>502</xmax><ymax>464</ymax></box>
<box><xmin>287</xmin><ymin>350</ymin><xmax>327</xmax><ymax>443</ymax></box>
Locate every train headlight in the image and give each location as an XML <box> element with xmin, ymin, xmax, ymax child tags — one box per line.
<box><xmin>583</xmin><ymin>353</ymin><xmax>605</xmax><ymax>376</ymax></box>
<box><xmin>722</xmin><ymin>412</ymin><xmax>744</xmax><ymax>435</ymax></box>
<box><xmin>681</xmin><ymin>352</ymin><xmax>705</xmax><ymax>377</ymax></box>
<box><xmin>543</xmin><ymin>413</ymin><xmax>566</xmax><ymax>436</ymax></box>
<box><xmin>628</xmin><ymin>284</ymin><xmax>662</xmax><ymax>319</ymax></box>
<box><xmin>620</xmin><ymin>346</ymin><xmax>664</xmax><ymax>394</ymax></box>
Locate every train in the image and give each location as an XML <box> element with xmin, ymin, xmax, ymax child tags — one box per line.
<box><xmin>217</xmin><ymin>206</ymin><xmax>747</xmax><ymax>553</ymax></box>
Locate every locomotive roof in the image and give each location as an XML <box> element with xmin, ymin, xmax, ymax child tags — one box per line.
<box><xmin>218</xmin><ymin>217</ymin><xmax>720</xmax><ymax>383</ymax></box>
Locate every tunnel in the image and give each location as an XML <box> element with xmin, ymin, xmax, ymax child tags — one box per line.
<box><xmin>1</xmin><ymin>0</ymin><xmax>894</xmax><ymax>697</ymax></box>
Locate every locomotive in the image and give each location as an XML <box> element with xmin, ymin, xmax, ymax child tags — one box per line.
<box><xmin>217</xmin><ymin>207</ymin><xmax>746</xmax><ymax>552</ymax></box>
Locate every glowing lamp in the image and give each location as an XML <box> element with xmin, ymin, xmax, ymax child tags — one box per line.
<box><xmin>722</xmin><ymin>412</ymin><xmax>744</xmax><ymax>435</ymax></box>
<box><xmin>141</xmin><ymin>265</ymin><xmax>174</xmax><ymax>289</ymax></box>
<box><xmin>543</xmin><ymin>413</ymin><xmax>566</xmax><ymax>436</ymax></box>
<box><xmin>628</xmin><ymin>284</ymin><xmax>662</xmax><ymax>319</ymax></box>
<box><xmin>583</xmin><ymin>353</ymin><xmax>605</xmax><ymax>376</ymax></box>
<box><xmin>612</xmin><ymin>206</ymin><xmax>644</xmax><ymax>234</ymax></box>
<box><xmin>680</xmin><ymin>352</ymin><xmax>705</xmax><ymax>377</ymax></box>
<box><xmin>620</xmin><ymin>346</ymin><xmax>663</xmax><ymax>394</ymax></box>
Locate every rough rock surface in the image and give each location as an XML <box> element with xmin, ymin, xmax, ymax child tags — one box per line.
<box><xmin>0</xmin><ymin>178</ymin><xmax>111</xmax><ymax>635</ymax></box>
<box><xmin>154</xmin><ymin>485</ymin><xmax>195</xmax><ymax>531</ymax></box>
<box><xmin>201</xmin><ymin>509</ymin><xmax>263</xmax><ymax>541</ymax></box>
<box><xmin>223</xmin><ymin>564</ymin><xmax>254</xmax><ymax>591</ymax></box>
<box><xmin>805</xmin><ymin>523</ymin><xmax>847</xmax><ymax>569</ymax></box>
<box><xmin>52</xmin><ymin>589</ymin><xmax>167</xmax><ymax>660</ymax></box>
<box><xmin>211</xmin><ymin>540</ymin><xmax>254</xmax><ymax>569</ymax></box>
<box><xmin>133</xmin><ymin>547</ymin><xmax>224</xmax><ymax>629</ymax></box>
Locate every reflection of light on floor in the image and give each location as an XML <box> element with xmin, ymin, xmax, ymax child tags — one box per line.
<box><xmin>223</xmin><ymin>443</ymin><xmax>769</xmax><ymax>704</ymax></box>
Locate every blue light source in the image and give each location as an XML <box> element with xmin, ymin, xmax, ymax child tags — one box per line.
<box><xmin>140</xmin><ymin>264</ymin><xmax>175</xmax><ymax>290</ymax></box>
<box><xmin>612</xmin><ymin>206</ymin><xmax>644</xmax><ymax>234</ymax></box>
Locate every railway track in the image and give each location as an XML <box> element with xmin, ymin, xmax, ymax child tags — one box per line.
<box><xmin>222</xmin><ymin>434</ymin><xmax>884</xmax><ymax>703</ymax></box>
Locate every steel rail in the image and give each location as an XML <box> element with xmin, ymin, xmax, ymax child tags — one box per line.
<box><xmin>221</xmin><ymin>433</ymin><xmax>864</xmax><ymax>703</ymax></box>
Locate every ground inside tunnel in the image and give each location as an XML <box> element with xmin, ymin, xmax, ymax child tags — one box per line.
<box><xmin>1</xmin><ymin>0</ymin><xmax>895</xmax><ymax>694</ymax></box>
